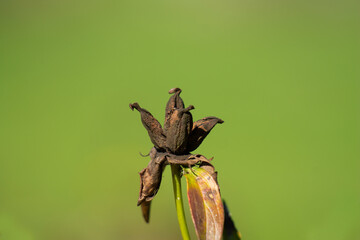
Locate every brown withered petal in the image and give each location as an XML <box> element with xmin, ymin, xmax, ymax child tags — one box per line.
<box><xmin>187</xmin><ymin>117</ymin><xmax>224</xmax><ymax>152</ymax></box>
<box><xmin>164</xmin><ymin>105</ymin><xmax>194</xmax><ymax>154</ymax></box>
<box><xmin>137</xmin><ymin>149</ymin><xmax>167</xmax><ymax>206</ymax></box>
<box><xmin>129</xmin><ymin>102</ymin><xmax>167</xmax><ymax>151</ymax></box>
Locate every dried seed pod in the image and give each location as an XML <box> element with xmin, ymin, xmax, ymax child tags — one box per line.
<box><xmin>164</xmin><ymin>105</ymin><xmax>194</xmax><ymax>154</ymax></box>
<box><xmin>137</xmin><ymin>149</ymin><xmax>167</xmax><ymax>206</ymax></box>
<box><xmin>187</xmin><ymin>117</ymin><xmax>224</xmax><ymax>152</ymax></box>
<box><xmin>130</xmin><ymin>102</ymin><xmax>166</xmax><ymax>151</ymax></box>
<box><xmin>163</xmin><ymin>88</ymin><xmax>185</xmax><ymax>137</ymax></box>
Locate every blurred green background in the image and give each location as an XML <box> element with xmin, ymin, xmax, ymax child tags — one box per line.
<box><xmin>0</xmin><ymin>0</ymin><xmax>359</xmax><ymax>239</ymax></box>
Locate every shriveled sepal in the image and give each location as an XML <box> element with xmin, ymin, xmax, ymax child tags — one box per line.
<box><xmin>130</xmin><ymin>103</ymin><xmax>166</xmax><ymax>151</ymax></box>
<box><xmin>137</xmin><ymin>148</ymin><xmax>216</xmax><ymax>207</ymax></box>
<box><xmin>187</xmin><ymin>117</ymin><xmax>224</xmax><ymax>152</ymax></box>
<box><xmin>137</xmin><ymin>148</ymin><xmax>167</xmax><ymax>206</ymax></box>
<box><xmin>166</xmin><ymin>153</ymin><xmax>213</xmax><ymax>168</ymax></box>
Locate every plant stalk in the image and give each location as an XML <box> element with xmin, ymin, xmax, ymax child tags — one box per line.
<box><xmin>171</xmin><ymin>164</ymin><xmax>191</xmax><ymax>240</ymax></box>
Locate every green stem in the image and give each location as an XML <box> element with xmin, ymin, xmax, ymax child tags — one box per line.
<box><xmin>171</xmin><ymin>164</ymin><xmax>191</xmax><ymax>240</ymax></box>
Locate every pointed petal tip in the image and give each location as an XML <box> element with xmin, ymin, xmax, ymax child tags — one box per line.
<box><xmin>140</xmin><ymin>201</ymin><xmax>151</xmax><ymax>223</ymax></box>
<box><xmin>168</xmin><ymin>88</ymin><xmax>182</xmax><ymax>94</ymax></box>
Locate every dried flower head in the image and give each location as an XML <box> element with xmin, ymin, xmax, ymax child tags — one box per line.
<box><xmin>130</xmin><ymin>88</ymin><xmax>240</xmax><ymax>240</ymax></box>
<box><xmin>130</xmin><ymin>88</ymin><xmax>223</xmax><ymax>208</ymax></box>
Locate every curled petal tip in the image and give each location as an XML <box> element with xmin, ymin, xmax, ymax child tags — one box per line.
<box><xmin>204</xmin><ymin>116</ymin><xmax>223</xmax><ymax>123</ymax></box>
<box><xmin>129</xmin><ymin>103</ymin><xmax>134</xmax><ymax>110</ymax></box>
<box><xmin>129</xmin><ymin>102</ymin><xmax>140</xmax><ymax>111</ymax></box>
<box><xmin>169</xmin><ymin>88</ymin><xmax>182</xmax><ymax>94</ymax></box>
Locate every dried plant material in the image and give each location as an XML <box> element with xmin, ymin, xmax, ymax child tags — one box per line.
<box><xmin>130</xmin><ymin>103</ymin><xmax>166</xmax><ymax>151</ymax></box>
<box><xmin>184</xmin><ymin>167</ymin><xmax>206</xmax><ymax>239</ymax></box>
<box><xmin>131</xmin><ymin>88</ymin><xmax>222</xmax><ymax>156</ymax></box>
<box><xmin>187</xmin><ymin>117</ymin><xmax>224</xmax><ymax>152</ymax></box>
<box><xmin>163</xmin><ymin>88</ymin><xmax>194</xmax><ymax>154</ymax></box>
<box><xmin>184</xmin><ymin>166</ymin><xmax>224</xmax><ymax>240</ymax></box>
<box><xmin>165</xmin><ymin>153</ymin><xmax>213</xmax><ymax>167</ymax></box>
<box><xmin>137</xmin><ymin>149</ymin><xmax>167</xmax><ymax>206</ymax></box>
<box><xmin>164</xmin><ymin>105</ymin><xmax>195</xmax><ymax>154</ymax></box>
<box><xmin>165</xmin><ymin>88</ymin><xmax>185</xmax><ymax>120</ymax></box>
<box><xmin>223</xmin><ymin>200</ymin><xmax>242</xmax><ymax>240</ymax></box>
<box><xmin>140</xmin><ymin>201</ymin><xmax>151</xmax><ymax>223</ymax></box>
<box><xmin>200</xmin><ymin>162</ymin><xmax>218</xmax><ymax>184</ymax></box>
<box><xmin>137</xmin><ymin>148</ymin><xmax>215</xmax><ymax>212</ymax></box>
<box><xmin>130</xmin><ymin>88</ymin><xmax>225</xmax><ymax>225</ymax></box>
